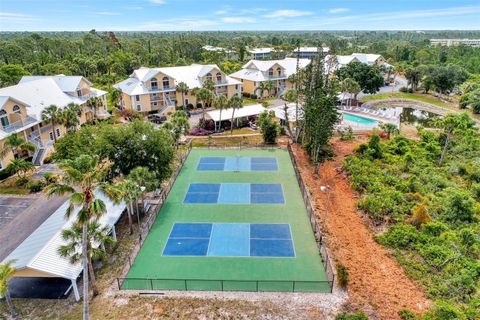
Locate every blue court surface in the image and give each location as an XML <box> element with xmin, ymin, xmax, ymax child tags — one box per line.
<box><xmin>197</xmin><ymin>157</ymin><xmax>278</xmax><ymax>171</ymax></box>
<box><xmin>163</xmin><ymin>223</ymin><xmax>295</xmax><ymax>257</ymax></box>
<box><xmin>184</xmin><ymin>183</ymin><xmax>285</xmax><ymax>204</ymax></box>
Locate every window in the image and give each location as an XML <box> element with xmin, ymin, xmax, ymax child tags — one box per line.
<box><xmin>216</xmin><ymin>72</ymin><xmax>222</xmax><ymax>82</ymax></box>
<box><xmin>268</xmin><ymin>68</ymin><xmax>273</xmax><ymax>78</ymax></box>
<box><xmin>185</xmin><ymin>98</ymin><xmax>189</xmax><ymax>105</ymax></box>
<box><xmin>151</xmin><ymin>77</ymin><xmax>158</xmax><ymax>89</ymax></box>
<box><xmin>153</xmin><ymin>102</ymin><xmax>157</xmax><ymax>106</ymax></box>
<box><xmin>77</xmin><ymin>89</ymin><xmax>82</xmax><ymax>96</ymax></box>
<box><xmin>136</xmin><ymin>105</ymin><xmax>142</xmax><ymax>111</ymax></box>
<box><xmin>56</xmin><ymin>128</ymin><xmax>61</xmax><ymax>138</ymax></box>
<box><xmin>49</xmin><ymin>132</ymin><xmax>54</xmax><ymax>141</ymax></box>
<box><xmin>206</xmin><ymin>73</ymin><xmax>212</xmax><ymax>81</ymax></box>
<box><xmin>235</xmin><ymin>84</ymin><xmax>238</xmax><ymax>90</ymax></box>
<box><xmin>135</xmin><ymin>95</ymin><xmax>140</xmax><ymax>102</ymax></box>
<box><xmin>0</xmin><ymin>110</ymin><xmax>9</xmax><ymax>127</ymax></box>
<box><xmin>277</xmin><ymin>67</ymin><xmax>282</xmax><ymax>77</ymax></box>
<box><xmin>253</xmin><ymin>82</ymin><xmax>256</xmax><ymax>86</ymax></box>
<box><xmin>12</xmin><ymin>105</ymin><xmax>21</xmax><ymax>114</ymax></box>
<box><xmin>162</xmin><ymin>77</ymin><xmax>169</xmax><ymax>89</ymax></box>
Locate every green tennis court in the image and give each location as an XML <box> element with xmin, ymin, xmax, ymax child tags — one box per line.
<box><xmin>122</xmin><ymin>148</ymin><xmax>330</xmax><ymax>292</ymax></box>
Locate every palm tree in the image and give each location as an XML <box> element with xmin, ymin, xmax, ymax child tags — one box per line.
<box><xmin>0</xmin><ymin>134</ymin><xmax>35</xmax><ymax>160</ymax></box>
<box><xmin>202</xmin><ymin>78</ymin><xmax>215</xmax><ymax>91</ymax></box>
<box><xmin>41</xmin><ymin>104</ymin><xmax>62</xmax><ymax>143</ymax></box>
<box><xmin>256</xmin><ymin>82</ymin><xmax>268</xmax><ymax>98</ymax></box>
<box><xmin>45</xmin><ymin>155</ymin><xmax>112</xmax><ymax>320</ymax></box>
<box><xmin>213</xmin><ymin>95</ymin><xmax>228</xmax><ymax>131</ymax></box>
<box><xmin>196</xmin><ymin>88</ymin><xmax>213</xmax><ymax>121</ymax></box>
<box><xmin>86</xmin><ymin>97</ymin><xmax>103</xmax><ymax>120</ymax></box>
<box><xmin>127</xmin><ymin>166</ymin><xmax>158</xmax><ymax>215</ymax></box>
<box><xmin>6</xmin><ymin>158</ymin><xmax>33</xmax><ymax>179</ymax></box>
<box><xmin>60</xmin><ymin>103</ymin><xmax>82</xmax><ymax>132</ymax></box>
<box><xmin>264</xmin><ymin>80</ymin><xmax>276</xmax><ymax>97</ymax></box>
<box><xmin>109</xmin><ymin>87</ymin><xmax>123</xmax><ymax>109</ymax></box>
<box><xmin>104</xmin><ymin>179</ymin><xmax>136</xmax><ymax>235</ymax></box>
<box><xmin>228</xmin><ymin>96</ymin><xmax>243</xmax><ymax>135</ymax></box>
<box><xmin>340</xmin><ymin>78</ymin><xmax>361</xmax><ymax>107</ymax></box>
<box><xmin>0</xmin><ymin>260</ymin><xmax>17</xmax><ymax>319</ymax></box>
<box><xmin>379</xmin><ymin>123</ymin><xmax>399</xmax><ymax>139</ymax></box>
<box><xmin>58</xmin><ymin>221</ymin><xmax>114</xmax><ymax>297</ymax></box>
<box><xmin>170</xmin><ymin>110</ymin><xmax>190</xmax><ymax>147</ymax></box>
<box><xmin>176</xmin><ymin>82</ymin><xmax>189</xmax><ymax>109</ymax></box>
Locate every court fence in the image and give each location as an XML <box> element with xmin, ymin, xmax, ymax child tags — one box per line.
<box><xmin>197</xmin><ymin>141</ymin><xmax>282</xmax><ymax>150</ymax></box>
<box><xmin>117</xmin><ymin>143</ymin><xmax>334</xmax><ymax>293</ymax></box>
<box><xmin>117</xmin><ymin>144</ymin><xmax>192</xmax><ymax>286</ymax></box>
<box><xmin>286</xmin><ymin>142</ymin><xmax>335</xmax><ymax>293</ymax></box>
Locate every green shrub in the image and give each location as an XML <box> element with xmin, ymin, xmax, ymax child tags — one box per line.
<box><xmin>335</xmin><ymin>311</ymin><xmax>368</xmax><ymax>320</ymax></box>
<box><xmin>398</xmin><ymin>309</ymin><xmax>417</xmax><ymax>320</ymax></box>
<box><xmin>28</xmin><ymin>180</ymin><xmax>45</xmax><ymax>193</ymax></box>
<box><xmin>43</xmin><ymin>172</ymin><xmax>59</xmax><ymax>184</ymax></box>
<box><xmin>16</xmin><ymin>176</ymin><xmax>29</xmax><ymax>187</ymax></box>
<box><xmin>339</xmin><ymin>126</ymin><xmax>355</xmax><ymax>141</ymax></box>
<box><xmin>378</xmin><ymin>224</ymin><xmax>419</xmax><ymax>249</ymax></box>
<box><xmin>336</xmin><ymin>263</ymin><xmax>349</xmax><ymax>288</ymax></box>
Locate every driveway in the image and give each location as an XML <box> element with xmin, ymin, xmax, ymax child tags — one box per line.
<box><xmin>357</xmin><ymin>76</ymin><xmax>408</xmax><ymax>98</ymax></box>
<box><xmin>0</xmin><ymin>194</ymin><xmax>66</xmax><ymax>261</ymax></box>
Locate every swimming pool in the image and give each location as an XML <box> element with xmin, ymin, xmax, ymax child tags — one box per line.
<box><xmin>342</xmin><ymin>113</ymin><xmax>379</xmax><ymax>125</ymax></box>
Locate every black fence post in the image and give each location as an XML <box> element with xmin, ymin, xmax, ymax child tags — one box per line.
<box><xmin>117</xmin><ymin>278</ymin><xmax>121</xmax><ymax>290</ymax></box>
<box><xmin>150</xmin><ymin>279</ymin><xmax>153</xmax><ymax>290</ymax></box>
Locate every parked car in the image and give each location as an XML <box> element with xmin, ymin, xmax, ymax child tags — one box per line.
<box><xmin>148</xmin><ymin>114</ymin><xmax>167</xmax><ymax>124</ymax></box>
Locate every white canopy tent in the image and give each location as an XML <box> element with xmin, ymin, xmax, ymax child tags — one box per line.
<box><xmin>207</xmin><ymin>103</ymin><xmax>267</xmax><ymax>128</ymax></box>
<box><xmin>1</xmin><ymin>191</ymin><xmax>125</xmax><ymax>301</ymax></box>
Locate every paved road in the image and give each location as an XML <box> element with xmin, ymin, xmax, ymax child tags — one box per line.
<box><xmin>0</xmin><ymin>194</ymin><xmax>66</xmax><ymax>261</ymax></box>
<box><xmin>357</xmin><ymin>76</ymin><xmax>408</xmax><ymax>98</ymax></box>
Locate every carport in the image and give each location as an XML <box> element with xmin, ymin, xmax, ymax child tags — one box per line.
<box><xmin>1</xmin><ymin>191</ymin><xmax>125</xmax><ymax>301</ymax></box>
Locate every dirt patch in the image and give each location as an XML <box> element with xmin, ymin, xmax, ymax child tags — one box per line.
<box><xmin>291</xmin><ymin>138</ymin><xmax>430</xmax><ymax>319</ymax></box>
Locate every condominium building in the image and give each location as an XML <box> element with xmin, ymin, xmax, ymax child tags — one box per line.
<box><xmin>114</xmin><ymin>64</ymin><xmax>242</xmax><ymax>112</ymax></box>
<box><xmin>430</xmin><ymin>39</ymin><xmax>480</xmax><ymax>47</ymax></box>
<box><xmin>202</xmin><ymin>45</ymin><xmax>238</xmax><ymax>60</ymax></box>
<box><xmin>325</xmin><ymin>53</ymin><xmax>389</xmax><ymax>73</ymax></box>
<box><xmin>247</xmin><ymin>48</ymin><xmax>275</xmax><ymax>60</ymax></box>
<box><xmin>0</xmin><ymin>75</ymin><xmax>108</xmax><ymax>168</ymax></box>
<box><xmin>292</xmin><ymin>47</ymin><xmax>330</xmax><ymax>59</ymax></box>
<box><xmin>230</xmin><ymin>57</ymin><xmax>311</xmax><ymax>98</ymax></box>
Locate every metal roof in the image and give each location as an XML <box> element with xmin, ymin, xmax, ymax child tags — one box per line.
<box><xmin>2</xmin><ymin>191</ymin><xmax>125</xmax><ymax>280</ymax></box>
<box><xmin>207</xmin><ymin>103</ymin><xmax>267</xmax><ymax>122</ymax></box>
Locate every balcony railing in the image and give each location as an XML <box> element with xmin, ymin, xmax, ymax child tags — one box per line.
<box><xmin>150</xmin><ymin>96</ymin><xmax>163</xmax><ymax>102</ymax></box>
<box><xmin>1</xmin><ymin>116</ymin><xmax>38</xmax><ymax>133</ymax></box>
<box><xmin>148</xmin><ymin>85</ymin><xmax>175</xmax><ymax>92</ymax></box>
<box><xmin>267</xmin><ymin>74</ymin><xmax>287</xmax><ymax>80</ymax></box>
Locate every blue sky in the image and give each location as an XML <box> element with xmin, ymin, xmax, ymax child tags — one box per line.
<box><xmin>1</xmin><ymin>0</ymin><xmax>480</xmax><ymax>31</ymax></box>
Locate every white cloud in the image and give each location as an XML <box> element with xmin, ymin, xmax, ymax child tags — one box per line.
<box><xmin>222</xmin><ymin>17</ymin><xmax>256</xmax><ymax>23</ymax></box>
<box><xmin>264</xmin><ymin>9</ymin><xmax>313</xmax><ymax>18</ymax></box>
<box><xmin>95</xmin><ymin>12</ymin><xmax>121</xmax><ymax>16</ymax></box>
<box><xmin>328</xmin><ymin>8</ymin><xmax>350</xmax><ymax>14</ymax></box>
<box><xmin>138</xmin><ymin>18</ymin><xmax>218</xmax><ymax>30</ymax></box>
<box><xmin>0</xmin><ymin>12</ymin><xmax>39</xmax><ymax>23</ymax></box>
<box><xmin>149</xmin><ymin>0</ymin><xmax>166</xmax><ymax>4</ymax></box>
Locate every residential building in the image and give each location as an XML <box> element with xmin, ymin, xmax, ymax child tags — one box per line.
<box><xmin>247</xmin><ymin>48</ymin><xmax>275</xmax><ymax>60</ymax></box>
<box><xmin>202</xmin><ymin>45</ymin><xmax>238</xmax><ymax>60</ymax></box>
<box><xmin>114</xmin><ymin>64</ymin><xmax>242</xmax><ymax>112</ymax></box>
<box><xmin>325</xmin><ymin>53</ymin><xmax>389</xmax><ymax>73</ymax></box>
<box><xmin>229</xmin><ymin>57</ymin><xmax>310</xmax><ymax>98</ymax></box>
<box><xmin>430</xmin><ymin>39</ymin><xmax>480</xmax><ymax>47</ymax></box>
<box><xmin>292</xmin><ymin>47</ymin><xmax>330</xmax><ymax>59</ymax></box>
<box><xmin>0</xmin><ymin>75</ymin><xmax>108</xmax><ymax>168</ymax></box>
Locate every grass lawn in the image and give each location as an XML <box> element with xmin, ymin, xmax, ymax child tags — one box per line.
<box><xmin>212</xmin><ymin>127</ymin><xmax>258</xmax><ymax>136</ymax></box>
<box><xmin>0</xmin><ymin>176</ymin><xmax>30</xmax><ymax>195</ymax></box>
<box><xmin>191</xmin><ymin>135</ymin><xmax>263</xmax><ymax>147</ymax></box>
<box><xmin>361</xmin><ymin>92</ymin><xmax>480</xmax><ymax>121</ymax></box>
<box><xmin>243</xmin><ymin>97</ymin><xmax>279</xmax><ymax>106</ymax></box>
<box><xmin>361</xmin><ymin>92</ymin><xmax>454</xmax><ymax>109</ymax></box>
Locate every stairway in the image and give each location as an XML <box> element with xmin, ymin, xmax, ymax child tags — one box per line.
<box><xmin>33</xmin><ymin>148</ymin><xmax>45</xmax><ymax>166</ymax></box>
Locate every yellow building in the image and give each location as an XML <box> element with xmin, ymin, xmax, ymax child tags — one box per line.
<box><xmin>0</xmin><ymin>75</ymin><xmax>108</xmax><ymax>169</ymax></box>
<box><xmin>229</xmin><ymin>58</ymin><xmax>311</xmax><ymax>98</ymax></box>
<box><xmin>114</xmin><ymin>64</ymin><xmax>242</xmax><ymax>113</ymax></box>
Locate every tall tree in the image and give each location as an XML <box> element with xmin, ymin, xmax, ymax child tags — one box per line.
<box><xmin>281</xmin><ymin>89</ymin><xmax>297</xmax><ymax>140</ymax></box>
<box><xmin>58</xmin><ymin>221</ymin><xmax>114</xmax><ymax>297</ymax></box>
<box><xmin>109</xmin><ymin>87</ymin><xmax>123</xmax><ymax>109</ymax></box>
<box><xmin>41</xmin><ymin>104</ymin><xmax>62</xmax><ymax>143</ymax></box>
<box><xmin>336</xmin><ymin>62</ymin><xmax>384</xmax><ymax>94</ymax></box>
<box><xmin>60</xmin><ymin>103</ymin><xmax>82</xmax><ymax>132</ymax></box>
<box><xmin>176</xmin><ymin>82</ymin><xmax>189</xmax><ymax>109</ymax></box>
<box><xmin>6</xmin><ymin>158</ymin><xmax>33</xmax><ymax>179</ymax></box>
<box><xmin>213</xmin><ymin>95</ymin><xmax>228</xmax><ymax>131</ymax></box>
<box><xmin>0</xmin><ymin>260</ymin><xmax>17</xmax><ymax>319</ymax></box>
<box><xmin>0</xmin><ymin>134</ymin><xmax>35</xmax><ymax>160</ymax></box>
<box><xmin>228</xmin><ymin>96</ymin><xmax>243</xmax><ymax>134</ymax></box>
<box><xmin>302</xmin><ymin>54</ymin><xmax>340</xmax><ymax>174</ymax></box>
<box><xmin>195</xmin><ymin>88</ymin><xmax>213</xmax><ymax>121</ymax></box>
<box><xmin>86</xmin><ymin>97</ymin><xmax>103</xmax><ymax>119</ymax></box>
<box><xmin>46</xmin><ymin>155</ymin><xmax>112</xmax><ymax>320</ymax></box>
<box><xmin>435</xmin><ymin>113</ymin><xmax>476</xmax><ymax>166</ymax></box>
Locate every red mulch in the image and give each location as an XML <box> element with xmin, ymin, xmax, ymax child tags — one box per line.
<box><xmin>291</xmin><ymin>139</ymin><xmax>430</xmax><ymax>320</ymax></box>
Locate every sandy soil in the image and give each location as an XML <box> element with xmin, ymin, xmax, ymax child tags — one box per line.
<box><xmin>291</xmin><ymin>138</ymin><xmax>430</xmax><ymax>320</ymax></box>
